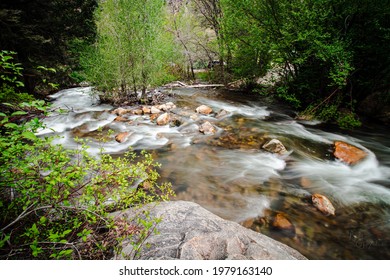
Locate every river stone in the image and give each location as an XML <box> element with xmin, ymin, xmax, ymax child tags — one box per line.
<box><xmin>142</xmin><ymin>106</ymin><xmax>151</xmax><ymax>114</ymax></box>
<box><xmin>199</xmin><ymin>121</ymin><xmax>216</xmax><ymax>135</ymax></box>
<box><xmin>262</xmin><ymin>139</ymin><xmax>287</xmax><ymax>154</ymax></box>
<box><xmin>114</xmin><ymin>201</ymin><xmax>306</xmax><ymax>260</ymax></box>
<box><xmin>132</xmin><ymin>108</ymin><xmax>144</xmax><ymax>115</ymax></box>
<box><xmin>157</xmin><ymin>113</ymin><xmax>170</xmax><ymax>126</ymax></box>
<box><xmin>151</xmin><ymin>106</ymin><xmax>161</xmax><ymax>114</ymax></box>
<box><xmin>312</xmin><ymin>194</ymin><xmax>335</xmax><ymax>216</ymax></box>
<box><xmin>333</xmin><ymin>141</ymin><xmax>367</xmax><ymax>165</ymax></box>
<box><xmin>216</xmin><ymin>109</ymin><xmax>229</xmax><ymax>119</ymax></box>
<box><xmin>195</xmin><ymin>105</ymin><xmax>213</xmax><ymax>115</ymax></box>
<box><xmin>115</xmin><ymin>132</ymin><xmax>130</xmax><ymax>143</ymax></box>
<box><xmin>272</xmin><ymin>213</ymin><xmax>295</xmax><ymax>237</ymax></box>
<box><xmin>112</xmin><ymin>107</ymin><xmax>131</xmax><ymax>116</ymax></box>
<box><xmin>114</xmin><ymin>116</ymin><xmax>127</xmax><ymax>122</ymax></box>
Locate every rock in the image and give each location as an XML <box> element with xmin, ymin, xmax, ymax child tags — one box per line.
<box><xmin>114</xmin><ymin>201</ymin><xmax>306</xmax><ymax>260</ymax></box>
<box><xmin>216</xmin><ymin>109</ymin><xmax>229</xmax><ymax>119</ymax></box>
<box><xmin>199</xmin><ymin>121</ymin><xmax>217</xmax><ymax>135</ymax></box>
<box><xmin>195</xmin><ymin>105</ymin><xmax>213</xmax><ymax>115</ymax></box>
<box><xmin>157</xmin><ymin>104</ymin><xmax>168</xmax><ymax>111</ymax></box>
<box><xmin>165</xmin><ymin>102</ymin><xmax>176</xmax><ymax>110</ymax></box>
<box><xmin>132</xmin><ymin>108</ymin><xmax>144</xmax><ymax>115</ymax></box>
<box><xmin>300</xmin><ymin>177</ymin><xmax>312</xmax><ymax>189</ymax></box>
<box><xmin>262</xmin><ymin>139</ymin><xmax>287</xmax><ymax>154</ymax></box>
<box><xmin>150</xmin><ymin>113</ymin><xmax>159</xmax><ymax>121</ymax></box>
<box><xmin>333</xmin><ymin>141</ymin><xmax>367</xmax><ymax>165</ymax></box>
<box><xmin>112</xmin><ymin>107</ymin><xmax>131</xmax><ymax>116</ymax></box>
<box><xmin>142</xmin><ymin>106</ymin><xmax>151</xmax><ymax>114</ymax></box>
<box><xmin>272</xmin><ymin>213</ymin><xmax>295</xmax><ymax>233</ymax></box>
<box><xmin>157</xmin><ymin>113</ymin><xmax>170</xmax><ymax>126</ymax></box>
<box><xmin>156</xmin><ymin>102</ymin><xmax>176</xmax><ymax>112</ymax></box>
<box><xmin>312</xmin><ymin>194</ymin><xmax>335</xmax><ymax>216</ymax></box>
<box><xmin>114</xmin><ymin>116</ymin><xmax>127</xmax><ymax>122</ymax></box>
<box><xmin>151</xmin><ymin>106</ymin><xmax>161</xmax><ymax>114</ymax></box>
<box><xmin>115</xmin><ymin>132</ymin><xmax>130</xmax><ymax>143</ymax></box>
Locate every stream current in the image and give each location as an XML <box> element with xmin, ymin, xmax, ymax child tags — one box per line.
<box><xmin>38</xmin><ymin>87</ymin><xmax>390</xmax><ymax>259</ymax></box>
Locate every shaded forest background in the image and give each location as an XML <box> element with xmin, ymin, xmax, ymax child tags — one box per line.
<box><xmin>1</xmin><ymin>0</ymin><xmax>390</xmax><ymax>126</ymax></box>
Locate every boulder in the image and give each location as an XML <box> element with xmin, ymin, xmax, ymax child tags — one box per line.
<box><xmin>333</xmin><ymin>141</ymin><xmax>367</xmax><ymax>165</ymax></box>
<box><xmin>114</xmin><ymin>201</ymin><xmax>306</xmax><ymax>260</ymax></box>
<box><xmin>312</xmin><ymin>194</ymin><xmax>335</xmax><ymax>216</ymax></box>
<box><xmin>157</xmin><ymin>113</ymin><xmax>170</xmax><ymax>126</ymax></box>
<box><xmin>195</xmin><ymin>105</ymin><xmax>213</xmax><ymax>115</ymax></box>
<box><xmin>199</xmin><ymin>121</ymin><xmax>217</xmax><ymax>135</ymax></box>
<box><xmin>262</xmin><ymin>139</ymin><xmax>287</xmax><ymax>154</ymax></box>
<box><xmin>115</xmin><ymin>132</ymin><xmax>130</xmax><ymax>143</ymax></box>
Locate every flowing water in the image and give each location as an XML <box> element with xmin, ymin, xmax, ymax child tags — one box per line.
<box><xmin>38</xmin><ymin>87</ymin><xmax>390</xmax><ymax>259</ymax></box>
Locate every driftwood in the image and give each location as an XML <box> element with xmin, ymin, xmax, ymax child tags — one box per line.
<box><xmin>164</xmin><ymin>81</ymin><xmax>224</xmax><ymax>88</ymax></box>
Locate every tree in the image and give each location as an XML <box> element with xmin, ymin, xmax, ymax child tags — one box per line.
<box><xmin>0</xmin><ymin>0</ymin><xmax>97</xmax><ymax>94</ymax></box>
<box><xmin>220</xmin><ymin>0</ymin><xmax>390</xmax><ymax>127</ymax></box>
<box><xmin>82</xmin><ymin>0</ymin><xmax>175</xmax><ymax>101</ymax></box>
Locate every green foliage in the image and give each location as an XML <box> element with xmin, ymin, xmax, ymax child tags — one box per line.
<box><xmin>0</xmin><ymin>107</ymin><xmax>174</xmax><ymax>259</ymax></box>
<box><xmin>0</xmin><ymin>0</ymin><xmax>97</xmax><ymax>92</ymax></box>
<box><xmin>0</xmin><ymin>50</ymin><xmax>35</xmax><ymax>104</ymax></box>
<box><xmin>81</xmin><ymin>0</ymin><xmax>176</xmax><ymax>100</ymax></box>
<box><xmin>218</xmin><ymin>0</ymin><xmax>390</xmax><ymax>127</ymax></box>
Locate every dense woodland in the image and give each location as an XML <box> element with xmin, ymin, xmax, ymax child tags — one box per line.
<box><xmin>1</xmin><ymin>0</ymin><xmax>390</xmax><ymax>125</ymax></box>
<box><xmin>0</xmin><ymin>0</ymin><xmax>389</xmax><ymax>259</ymax></box>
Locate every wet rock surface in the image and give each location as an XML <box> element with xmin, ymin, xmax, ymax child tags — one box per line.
<box><xmin>312</xmin><ymin>194</ymin><xmax>336</xmax><ymax>216</ymax></box>
<box><xmin>333</xmin><ymin>141</ymin><xmax>367</xmax><ymax>165</ymax></box>
<box><xmin>115</xmin><ymin>201</ymin><xmax>307</xmax><ymax>260</ymax></box>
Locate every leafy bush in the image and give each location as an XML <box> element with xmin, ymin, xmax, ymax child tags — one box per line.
<box><xmin>0</xmin><ymin>52</ymin><xmax>174</xmax><ymax>259</ymax></box>
<box><xmin>0</xmin><ymin>108</ymin><xmax>173</xmax><ymax>259</ymax></box>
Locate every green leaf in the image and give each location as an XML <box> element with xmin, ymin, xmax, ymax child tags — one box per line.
<box><xmin>39</xmin><ymin>216</ymin><xmax>47</xmax><ymax>224</ymax></box>
<box><xmin>62</xmin><ymin>229</ymin><xmax>72</xmax><ymax>236</ymax></box>
<box><xmin>4</xmin><ymin>123</ymin><xmax>19</xmax><ymax>129</ymax></box>
<box><xmin>22</xmin><ymin>131</ymin><xmax>37</xmax><ymax>140</ymax></box>
<box><xmin>11</xmin><ymin>111</ymin><xmax>27</xmax><ymax>116</ymax></box>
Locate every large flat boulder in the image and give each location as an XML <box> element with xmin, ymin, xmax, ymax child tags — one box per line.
<box><xmin>114</xmin><ymin>201</ymin><xmax>306</xmax><ymax>260</ymax></box>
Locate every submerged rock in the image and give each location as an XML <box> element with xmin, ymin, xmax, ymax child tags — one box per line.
<box><xmin>262</xmin><ymin>139</ymin><xmax>287</xmax><ymax>154</ymax></box>
<box><xmin>216</xmin><ymin>109</ymin><xmax>229</xmax><ymax>119</ymax></box>
<box><xmin>272</xmin><ymin>213</ymin><xmax>295</xmax><ymax>236</ymax></box>
<box><xmin>195</xmin><ymin>105</ymin><xmax>213</xmax><ymax>115</ymax></box>
<box><xmin>312</xmin><ymin>194</ymin><xmax>335</xmax><ymax>216</ymax></box>
<box><xmin>333</xmin><ymin>141</ymin><xmax>367</xmax><ymax>165</ymax></box>
<box><xmin>114</xmin><ymin>201</ymin><xmax>306</xmax><ymax>260</ymax></box>
<box><xmin>157</xmin><ymin>113</ymin><xmax>170</xmax><ymax>126</ymax></box>
<box><xmin>115</xmin><ymin>132</ymin><xmax>130</xmax><ymax>143</ymax></box>
<box><xmin>199</xmin><ymin>121</ymin><xmax>217</xmax><ymax>135</ymax></box>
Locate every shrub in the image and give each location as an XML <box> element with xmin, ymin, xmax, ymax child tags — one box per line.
<box><xmin>0</xmin><ymin>107</ymin><xmax>173</xmax><ymax>259</ymax></box>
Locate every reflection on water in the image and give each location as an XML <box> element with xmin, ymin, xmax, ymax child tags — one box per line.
<box><xmin>39</xmin><ymin>87</ymin><xmax>390</xmax><ymax>259</ymax></box>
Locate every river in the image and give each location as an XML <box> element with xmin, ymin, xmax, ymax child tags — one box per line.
<box><xmin>37</xmin><ymin>86</ymin><xmax>390</xmax><ymax>259</ymax></box>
